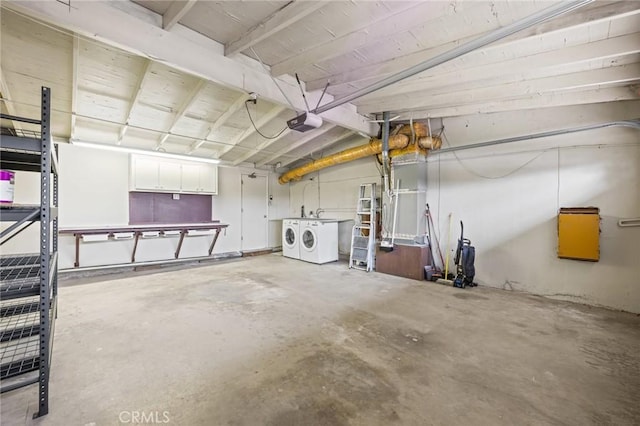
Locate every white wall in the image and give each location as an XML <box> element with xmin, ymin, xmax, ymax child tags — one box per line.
<box><xmin>211</xmin><ymin>166</ymin><xmax>290</xmax><ymax>253</ymax></box>
<box><xmin>288</xmin><ymin>101</ymin><xmax>640</xmax><ymax>312</ymax></box>
<box><xmin>426</xmin><ymin>101</ymin><xmax>640</xmax><ymax>313</ymax></box>
<box><xmin>2</xmin><ymin>144</ymin><xmax>289</xmax><ymax>269</ymax></box>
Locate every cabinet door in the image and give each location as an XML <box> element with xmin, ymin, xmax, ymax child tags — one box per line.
<box><xmin>134</xmin><ymin>158</ymin><xmax>159</xmax><ymax>190</ymax></box>
<box><xmin>199</xmin><ymin>165</ymin><xmax>217</xmax><ymax>194</ymax></box>
<box><xmin>158</xmin><ymin>161</ymin><xmax>182</xmax><ymax>191</ymax></box>
<box><xmin>181</xmin><ymin>164</ymin><xmax>201</xmax><ymax>192</ymax></box>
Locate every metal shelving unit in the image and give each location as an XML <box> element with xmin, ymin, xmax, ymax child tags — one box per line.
<box><xmin>0</xmin><ymin>87</ymin><xmax>58</xmax><ymax>417</ymax></box>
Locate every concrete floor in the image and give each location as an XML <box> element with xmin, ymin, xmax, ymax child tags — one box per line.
<box><xmin>2</xmin><ymin>254</ymin><xmax>639</xmax><ymax>425</ymax></box>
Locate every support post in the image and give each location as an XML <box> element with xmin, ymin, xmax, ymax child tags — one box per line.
<box><xmin>208</xmin><ymin>228</ymin><xmax>221</xmax><ymax>256</ymax></box>
<box><xmin>175</xmin><ymin>230</ymin><xmax>187</xmax><ymax>259</ymax></box>
<box><xmin>35</xmin><ymin>86</ymin><xmax>51</xmax><ymax>419</ymax></box>
<box><xmin>131</xmin><ymin>232</ymin><xmax>141</xmax><ymax>263</ymax></box>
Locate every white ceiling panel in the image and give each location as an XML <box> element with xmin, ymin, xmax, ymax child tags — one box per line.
<box><xmin>76</xmin><ymin>90</ymin><xmax>131</xmax><ymax>124</ymax></box>
<box><xmin>179</xmin><ymin>1</ymin><xmax>287</xmax><ymax>44</ymax></box>
<box><xmin>77</xmin><ymin>39</ymin><xmax>146</xmax><ymax>101</ymax></box>
<box><xmin>138</xmin><ymin>64</ymin><xmax>202</xmax><ymax>114</ymax></box>
<box><xmin>128</xmin><ymin>104</ymin><xmax>175</xmax><ymax>132</ymax></box>
<box><xmin>73</xmin><ymin>117</ymin><xmax>121</xmax><ymax>144</ymax></box>
<box><xmin>188</xmin><ymin>85</ymin><xmax>244</xmax><ymax>122</ymax></box>
<box><xmin>170</xmin><ymin>116</ymin><xmax>210</xmax><ymax>140</ymax></box>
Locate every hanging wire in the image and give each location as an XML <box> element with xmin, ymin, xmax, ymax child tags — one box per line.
<box><xmin>244</xmin><ymin>101</ymin><xmax>288</xmax><ymax>140</ymax></box>
<box><xmin>441</xmin><ymin>131</ymin><xmax>546</xmax><ymax>179</ymax></box>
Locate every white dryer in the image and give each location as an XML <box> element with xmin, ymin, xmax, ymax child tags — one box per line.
<box><xmin>282</xmin><ymin>219</ymin><xmax>301</xmax><ymax>259</ymax></box>
<box><xmin>299</xmin><ymin>219</ymin><xmax>339</xmax><ymax>264</ymax></box>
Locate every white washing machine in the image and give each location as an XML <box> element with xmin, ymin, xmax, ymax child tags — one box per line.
<box><xmin>282</xmin><ymin>219</ymin><xmax>301</xmax><ymax>259</ymax></box>
<box><xmin>299</xmin><ymin>219</ymin><xmax>339</xmax><ymax>264</ymax></box>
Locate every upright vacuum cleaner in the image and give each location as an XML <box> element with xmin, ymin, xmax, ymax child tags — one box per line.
<box><xmin>453</xmin><ymin>221</ymin><xmax>477</xmax><ymax>289</ymax></box>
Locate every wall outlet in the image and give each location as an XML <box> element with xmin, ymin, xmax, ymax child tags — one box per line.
<box><xmin>172</xmin><ymin>193</ymin><xmax>180</xmax><ymax>200</ymax></box>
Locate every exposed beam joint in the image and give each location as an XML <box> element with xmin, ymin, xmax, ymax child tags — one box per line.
<box><xmin>163</xmin><ymin>0</ymin><xmax>197</xmax><ymax>31</ymax></box>
<box><xmin>118</xmin><ymin>59</ymin><xmax>153</xmax><ymax>144</ymax></box>
<box><xmin>218</xmin><ymin>105</ymin><xmax>286</xmax><ymax>158</ymax></box>
<box><xmin>225</xmin><ymin>1</ymin><xmax>325</xmax><ymax>56</ymax></box>
<box><xmin>157</xmin><ymin>79</ymin><xmax>207</xmax><ymax>149</ymax></box>
<box><xmin>188</xmin><ymin>93</ymin><xmax>249</xmax><ymax>154</ymax></box>
<box><xmin>256</xmin><ymin>125</ymin><xmax>336</xmax><ymax>167</ymax></box>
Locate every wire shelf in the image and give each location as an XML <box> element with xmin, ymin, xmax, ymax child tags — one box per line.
<box><xmin>0</xmin><ymin>311</ymin><xmax>40</xmax><ymax>343</ymax></box>
<box><xmin>0</xmin><ymin>254</ymin><xmax>40</xmax><ymax>269</ymax></box>
<box><xmin>0</xmin><ymin>277</ymin><xmax>40</xmax><ymax>300</ymax></box>
<box><xmin>0</xmin><ymin>336</ymin><xmax>40</xmax><ymax>380</ymax></box>
<box><xmin>0</xmin><ymin>297</ymin><xmax>39</xmax><ymax>318</ymax></box>
<box><xmin>1</xmin><ymin>265</ymin><xmax>40</xmax><ymax>281</ymax></box>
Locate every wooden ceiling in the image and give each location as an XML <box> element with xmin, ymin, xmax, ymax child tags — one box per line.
<box><xmin>1</xmin><ymin>1</ymin><xmax>638</xmax><ymax>168</ymax></box>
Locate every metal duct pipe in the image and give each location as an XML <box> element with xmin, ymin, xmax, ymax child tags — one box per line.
<box><xmin>433</xmin><ymin>120</ymin><xmax>640</xmax><ymax>154</ymax></box>
<box><xmin>278</xmin><ymin>134</ymin><xmax>409</xmax><ymax>184</ymax></box>
<box><xmin>313</xmin><ymin>0</ymin><xmax>592</xmax><ymax>115</ymax></box>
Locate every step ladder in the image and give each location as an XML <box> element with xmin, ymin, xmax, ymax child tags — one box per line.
<box><xmin>349</xmin><ymin>183</ymin><xmax>377</xmax><ymax>271</ymax></box>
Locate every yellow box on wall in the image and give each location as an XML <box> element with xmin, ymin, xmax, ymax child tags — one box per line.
<box><xmin>558</xmin><ymin>207</ymin><xmax>600</xmax><ymax>262</ymax></box>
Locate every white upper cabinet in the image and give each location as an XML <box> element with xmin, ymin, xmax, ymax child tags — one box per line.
<box><xmin>180</xmin><ymin>163</ymin><xmax>201</xmax><ymax>192</ymax></box>
<box><xmin>132</xmin><ymin>157</ymin><xmax>161</xmax><ymax>191</ymax></box>
<box><xmin>158</xmin><ymin>161</ymin><xmax>182</xmax><ymax>191</ymax></box>
<box><xmin>130</xmin><ymin>155</ymin><xmax>218</xmax><ymax>194</ymax></box>
<box><xmin>198</xmin><ymin>164</ymin><xmax>217</xmax><ymax>193</ymax></box>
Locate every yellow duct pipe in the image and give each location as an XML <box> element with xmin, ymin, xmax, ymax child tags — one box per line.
<box><xmin>389</xmin><ymin>143</ymin><xmax>429</xmax><ymax>158</ymax></box>
<box><xmin>417</xmin><ymin>136</ymin><xmax>442</xmax><ymax>150</ymax></box>
<box><xmin>398</xmin><ymin>122</ymin><xmax>429</xmax><ymax>138</ymax></box>
<box><xmin>377</xmin><ymin>136</ymin><xmax>442</xmax><ymax>161</ymax></box>
<box><xmin>278</xmin><ymin>134</ymin><xmax>409</xmax><ymax>184</ymax></box>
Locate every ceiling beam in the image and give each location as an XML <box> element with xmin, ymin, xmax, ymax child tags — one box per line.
<box><xmin>156</xmin><ymin>79</ymin><xmax>207</xmax><ymax>148</ymax></box>
<box><xmin>5</xmin><ymin>0</ymin><xmax>376</xmax><ymax>135</ymax></box>
<box><xmin>306</xmin><ymin>4</ymin><xmax>640</xmax><ymax>92</ymax></box>
<box><xmin>70</xmin><ymin>35</ymin><xmax>79</xmax><ymax>140</ymax></box>
<box><xmin>358</xmin><ymin>63</ymin><xmax>640</xmax><ymax>114</ymax></box>
<box><xmin>163</xmin><ymin>0</ymin><xmax>197</xmax><ymax>31</ymax></box>
<box><xmin>225</xmin><ymin>1</ymin><xmax>325</xmax><ymax>57</ymax></box>
<box><xmin>281</xmin><ymin>129</ymin><xmax>355</xmax><ymax>168</ymax></box>
<box><xmin>118</xmin><ymin>59</ymin><xmax>153</xmax><ymax>144</ymax></box>
<box><xmin>395</xmin><ymin>86</ymin><xmax>640</xmax><ymax>119</ymax></box>
<box><xmin>188</xmin><ymin>93</ymin><xmax>248</xmax><ymax>154</ymax></box>
<box><xmin>355</xmin><ymin>33</ymin><xmax>640</xmax><ymax>105</ymax></box>
<box><xmin>0</xmin><ymin>68</ymin><xmax>23</xmax><ymax>132</ymax></box>
<box><xmin>218</xmin><ymin>105</ymin><xmax>286</xmax><ymax>158</ymax></box>
<box><xmin>270</xmin><ymin>2</ymin><xmax>448</xmax><ymax>77</ymax></box>
<box><xmin>232</xmin><ymin>128</ymin><xmax>292</xmax><ymax>166</ymax></box>
<box><xmin>256</xmin><ymin>124</ymin><xmax>336</xmax><ymax>167</ymax></box>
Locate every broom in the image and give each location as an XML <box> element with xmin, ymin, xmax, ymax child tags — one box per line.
<box><xmin>436</xmin><ymin>213</ymin><xmax>454</xmax><ymax>286</ymax></box>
